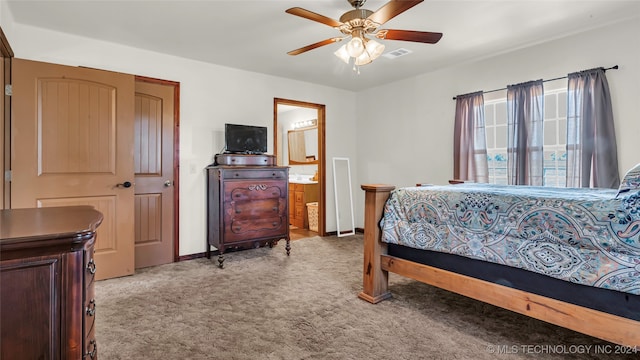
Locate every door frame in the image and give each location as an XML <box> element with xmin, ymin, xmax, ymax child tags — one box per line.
<box><xmin>135</xmin><ymin>75</ymin><xmax>181</xmax><ymax>261</ymax></box>
<box><xmin>1</xmin><ymin>27</ymin><xmax>13</xmax><ymax>210</ymax></box>
<box><xmin>273</xmin><ymin>98</ymin><xmax>326</xmax><ymax>236</ymax></box>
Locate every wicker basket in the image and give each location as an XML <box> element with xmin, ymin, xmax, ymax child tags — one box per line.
<box><xmin>306</xmin><ymin>202</ymin><xmax>319</xmax><ymax>232</ymax></box>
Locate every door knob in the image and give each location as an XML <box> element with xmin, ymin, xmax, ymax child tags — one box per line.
<box><xmin>116</xmin><ymin>181</ymin><xmax>132</xmax><ymax>188</ymax></box>
<box><xmin>164</xmin><ymin>180</ymin><xmax>173</xmax><ymax>187</ymax></box>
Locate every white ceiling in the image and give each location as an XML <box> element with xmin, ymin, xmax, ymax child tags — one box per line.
<box><xmin>6</xmin><ymin>0</ymin><xmax>640</xmax><ymax>91</ymax></box>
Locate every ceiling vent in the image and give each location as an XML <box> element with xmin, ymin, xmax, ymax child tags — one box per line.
<box><xmin>382</xmin><ymin>48</ymin><xmax>413</xmax><ymax>59</ymax></box>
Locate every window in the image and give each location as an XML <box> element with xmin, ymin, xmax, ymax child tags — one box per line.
<box><xmin>542</xmin><ymin>89</ymin><xmax>567</xmax><ymax>187</ymax></box>
<box><xmin>485</xmin><ymin>99</ymin><xmax>508</xmax><ymax>185</ymax></box>
<box><xmin>484</xmin><ymin>87</ymin><xmax>567</xmax><ymax>186</ymax></box>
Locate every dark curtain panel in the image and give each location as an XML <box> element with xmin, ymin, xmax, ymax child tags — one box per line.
<box><xmin>566</xmin><ymin>67</ymin><xmax>620</xmax><ymax>189</ymax></box>
<box><xmin>507</xmin><ymin>80</ymin><xmax>544</xmax><ymax>185</ymax></box>
<box><xmin>453</xmin><ymin>92</ymin><xmax>488</xmax><ymax>182</ymax></box>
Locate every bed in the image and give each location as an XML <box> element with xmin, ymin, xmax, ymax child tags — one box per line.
<box><xmin>358</xmin><ymin>181</ymin><xmax>640</xmax><ymax>347</ymax></box>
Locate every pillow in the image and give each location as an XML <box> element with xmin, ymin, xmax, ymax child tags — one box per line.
<box><xmin>616</xmin><ymin>163</ymin><xmax>640</xmax><ymax>197</ymax></box>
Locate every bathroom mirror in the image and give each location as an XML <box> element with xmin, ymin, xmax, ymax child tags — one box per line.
<box><xmin>288</xmin><ymin>126</ymin><xmax>318</xmax><ymax>165</ymax></box>
<box><xmin>333</xmin><ymin>157</ymin><xmax>355</xmax><ymax>237</ymax></box>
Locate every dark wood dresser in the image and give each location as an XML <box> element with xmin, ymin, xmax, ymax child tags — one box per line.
<box><xmin>206</xmin><ymin>163</ymin><xmax>290</xmax><ymax>267</ymax></box>
<box><xmin>0</xmin><ymin>206</ymin><xmax>103</xmax><ymax>360</ymax></box>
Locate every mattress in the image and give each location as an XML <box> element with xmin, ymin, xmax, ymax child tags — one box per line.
<box><xmin>380</xmin><ymin>183</ymin><xmax>640</xmax><ymax>295</ymax></box>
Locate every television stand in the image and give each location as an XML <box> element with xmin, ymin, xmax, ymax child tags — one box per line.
<box><xmin>205</xmin><ymin>161</ymin><xmax>290</xmax><ymax>268</ymax></box>
<box><xmin>214</xmin><ymin>153</ymin><xmax>276</xmax><ymax>166</ymax></box>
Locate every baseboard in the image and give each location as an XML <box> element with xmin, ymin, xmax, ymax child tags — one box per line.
<box><xmin>325</xmin><ymin>228</ymin><xmax>364</xmax><ymax>237</ymax></box>
<box><xmin>178</xmin><ymin>229</ymin><xmax>363</xmax><ymax>261</ymax></box>
<box><xmin>178</xmin><ymin>252</ymin><xmax>206</xmax><ymax>261</ymax></box>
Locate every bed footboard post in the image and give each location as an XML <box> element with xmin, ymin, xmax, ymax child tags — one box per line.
<box><xmin>358</xmin><ymin>184</ymin><xmax>395</xmax><ymax>304</ymax></box>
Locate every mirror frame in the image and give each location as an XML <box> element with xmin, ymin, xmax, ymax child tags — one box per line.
<box><xmin>332</xmin><ymin>157</ymin><xmax>355</xmax><ymax>237</ymax></box>
<box><xmin>287</xmin><ymin>126</ymin><xmax>319</xmax><ymax>165</ymax></box>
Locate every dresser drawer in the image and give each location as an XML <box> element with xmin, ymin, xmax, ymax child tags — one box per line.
<box><xmin>84</xmin><ymin>283</ymin><xmax>96</xmax><ymax>340</ymax></box>
<box><xmin>230</xmin><ymin>198</ymin><xmax>282</xmax><ymax>219</ymax></box>
<box><xmin>221</xmin><ymin>169</ymin><xmax>287</xmax><ymax>180</ymax></box>
<box><xmin>84</xmin><ymin>326</ymin><xmax>98</xmax><ymax>360</ymax></box>
<box><xmin>85</xmin><ymin>247</ymin><xmax>96</xmax><ymax>286</ymax></box>
<box><xmin>225</xmin><ymin>216</ymin><xmax>287</xmax><ymax>243</ymax></box>
<box><xmin>225</xmin><ymin>181</ymin><xmax>286</xmax><ymax>202</ymax></box>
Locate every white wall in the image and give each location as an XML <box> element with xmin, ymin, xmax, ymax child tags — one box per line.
<box><xmin>3</xmin><ymin>20</ymin><xmax>358</xmax><ymax>256</ymax></box>
<box><xmin>5</xmin><ymin>3</ymin><xmax>638</xmax><ymax>244</ymax></box>
<box><xmin>355</xmin><ymin>17</ymin><xmax>640</xmax><ymax>225</ymax></box>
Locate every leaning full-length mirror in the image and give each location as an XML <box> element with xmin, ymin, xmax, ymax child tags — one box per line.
<box><xmin>333</xmin><ymin>157</ymin><xmax>355</xmax><ymax>237</ymax></box>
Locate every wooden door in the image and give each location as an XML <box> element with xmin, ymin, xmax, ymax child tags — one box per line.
<box><xmin>133</xmin><ymin>80</ymin><xmax>174</xmax><ymax>268</ymax></box>
<box><xmin>1</xmin><ymin>56</ymin><xmax>4</xmax><ymax>210</ymax></box>
<box><xmin>1</xmin><ymin>27</ymin><xmax>11</xmax><ymax>210</ymax></box>
<box><xmin>11</xmin><ymin>58</ymin><xmax>135</xmax><ymax>280</ymax></box>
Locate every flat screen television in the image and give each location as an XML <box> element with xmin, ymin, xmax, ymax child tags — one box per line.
<box><xmin>224</xmin><ymin>123</ymin><xmax>268</xmax><ymax>154</ymax></box>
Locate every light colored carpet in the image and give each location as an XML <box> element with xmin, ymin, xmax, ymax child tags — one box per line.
<box><xmin>96</xmin><ymin>235</ymin><xmax>636</xmax><ymax>359</ymax></box>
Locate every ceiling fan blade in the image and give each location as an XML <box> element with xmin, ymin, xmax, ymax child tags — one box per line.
<box><xmin>285</xmin><ymin>7</ymin><xmax>343</xmax><ymax>28</ymax></box>
<box><xmin>375</xmin><ymin>29</ymin><xmax>442</xmax><ymax>44</ymax></box>
<box><xmin>367</xmin><ymin>0</ymin><xmax>424</xmax><ymax>25</ymax></box>
<box><xmin>287</xmin><ymin>38</ymin><xmax>344</xmax><ymax>56</ymax></box>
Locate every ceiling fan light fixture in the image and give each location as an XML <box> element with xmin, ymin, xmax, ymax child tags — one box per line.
<box><xmin>354</xmin><ymin>38</ymin><xmax>385</xmax><ymax>66</ymax></box>
<box><xmin>285</xmin><ymin>0</ymin><xmax>443</xmax><ymax>69</ymax></box>
<box><xmin>334</xmin><ymin>44</ymin><xmax>351</xmax><ymax>64</ymax></box>
<box><xmin>365</xmin><ymin>39</ymin><xmax>385</xmax><ymax>60</ymax></box>
<box><xmin>354</xmin><ymin>52</ymin><xmax>372</xmax><ymax>66</ymax></box>
<box><xmin>345</xmin><ymin>36</ymin><xmax>365</xmax><ymax>57</ymax></box>
<box><xmin>333</xmin><ymin>44</ymin><xmax>351</xmax><ymax>65</ymax></box>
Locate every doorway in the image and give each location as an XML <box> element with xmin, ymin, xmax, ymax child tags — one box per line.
<box><xmin>274</xmin><ymin>98</ymin><xmax>326</xmax><ymax>238</ymax></box>
<box><xmin>8</xmin><ymin>56</ymin><xmax>180</xmax><ymax>280</ymax></box>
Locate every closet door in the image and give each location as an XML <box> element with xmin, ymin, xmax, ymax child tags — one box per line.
<box><xmin>133</xmin><ymin>79</ymin><xmax>175</xmax><ymax>268</ymax></box>
<box><xmin>1</xmin><ymin>30</ymin><xmax>11</xmax><ymax>210</ymax></box>
<box><xmin>1</xmin><ymin>56</ymin><xmax>4</xmax><ymax>210</ymax></box>
<box><xmin>12</xmin><ymin>58</ymin><xmax>135</xmax><ymax>280</ymax></box>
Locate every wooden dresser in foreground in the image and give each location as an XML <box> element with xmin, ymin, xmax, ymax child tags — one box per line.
<box><xmin>206</xmin><ymin>160</ymin><xmax>290</xmax><ymax>268</ymax></box>
<box><xmin>0</xmin><ymin>206</ymin><xmax>103</xmax><ymax>360</ymax></box>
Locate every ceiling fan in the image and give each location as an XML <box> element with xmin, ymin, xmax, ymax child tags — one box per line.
<box><xmin>285</xmin><ymin>0</ymin><xmax>442</xmax><ymax>67</ymax></box>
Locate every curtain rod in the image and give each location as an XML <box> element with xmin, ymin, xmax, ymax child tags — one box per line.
<box><xmin>452</xmin><ymin>65</ymin><xmax>619</xmax><ymax>100</ymax></box>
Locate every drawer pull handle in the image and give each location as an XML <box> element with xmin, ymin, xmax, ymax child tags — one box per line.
<box><xmin>272</xmin><ymin>207</ymin><xmax>278</xmax><ymax>211</ymax></box>
<box><xmin>235</xmin><ymin>209</ymin><xmax>242</xmax><ymax>214</ymax></box>
<box><xmin>85</xmin><ymin>339</ymin><xmax>97</xmax><ymax>359</ymax></box>
<box><xmin>87</xmin><ymin>259</ymin><xmax>97</xmax><ymax>274</ymax></box>
<box><xmin>272</xmin><ymin>222</ymin><xmax>278</xmax><ymax>227</ymax></box>
<box><xmin>86</xmin><ymin>299</ymin><xmax>96</xmax><ymax>316</ymax></box>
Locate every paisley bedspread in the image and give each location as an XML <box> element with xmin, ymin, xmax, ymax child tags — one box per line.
<box><xmin>380</xmin><ymin>183</ymin><xmax>640</xmax><ymax>295</ymax></box>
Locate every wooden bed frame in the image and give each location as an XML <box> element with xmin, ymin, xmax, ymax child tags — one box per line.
<box><xmin>358</xmin><ymin>184</ymin><xmax>640</xmax><ymax>347</ymax></box>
